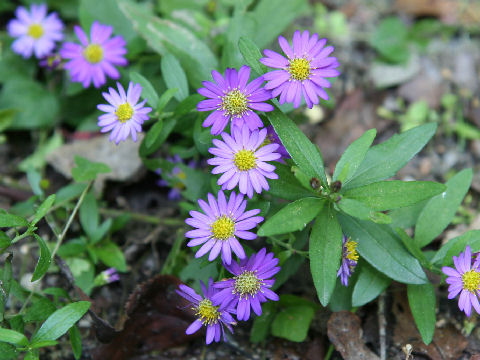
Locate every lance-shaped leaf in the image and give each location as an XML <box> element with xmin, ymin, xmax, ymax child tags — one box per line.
<box><xmin>339</xmin><ymin>214</ymin><xmax>427</xmax><ymax>284</ymax></box>
<box><xmin>268</xmin><ymin>163</ymin><xmax>316</xmax><ymax>201</ymax></box>
<box><xmin>267</xmin><ymin>107</ymin><xmax>327</xmax><ymax>186</ymax></box>
<box><xmin>343</xmin><ymin>180</ymin><xmax>446</xmax><ymax>211</ymax></box>
<box><xmin>352</xmin><ymin>262</ymin><xmax>391</xmax><ymax>307</ymax></box>
<box><xmin>258</xmin><ymin>198</ymin><xmax>324</xmax><ymax>236</ymax></box>
<box><xmin>407</xmin><ymin>283</ymin><xmax>436</xmax><ymax>345</ymax></box>
<box><xmin>415</xmin><ymin>168</ymin><xmax>472</xmax><ymax>247</ymax></box>
<box><xmin>333</xmin><ymin>129</ymin><xmax>376</xmax><ymax>184</ymax></box>
<box><xmin>343</xmin><ymin>123</ymin><xmax>437</xmax><ymax>190</ymax></box>
<box><xmin>31</xmin><ymin>302</ymin><xmax>91</xmax><ymax>344</ymax></box>
<box><xmin>310</xmin><ymin>205</ymin><xmax>343</xmax><ymax>306</ymax></box>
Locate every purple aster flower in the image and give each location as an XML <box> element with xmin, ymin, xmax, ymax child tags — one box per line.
<box><xmin>60</xmin><ymin>21</ymin><xmax>127</xmax><ymax>88</ymax></box>
<box><xmin>264</xmin><ymin>125</ymin><xmax>289</xmax><ymax>159</ymax></box>
<box><xmin>156</xmin><ymin>155</ymin><xmax>196</xmax><ymax>201</ymax></box>
<box><xmin>7</xmin><ymin>3</ymin><xmax>64</xmax><ymax>59</ymax></box>
<box><xmin>260</xmin><ymin>30</ymin><xmax>340</xmax><ymax>108</ymax></box>
<box><xmin>97</xmin><ymin>82</ymin><xmax>152</xmax><ymax>144</ymax></box>
<box><xmin>207</xmin><ymin>125</ymin><xmax>281</xmax><ymax>198</ymax></box>
<box><xmin>176</xmin><ymin>278</ymin><xmax>236</xmax><ymax>344</ymax></box>
<box><xmin>442</xmin><ymin>245</ymin><xmax>480</xmax><ymax>317</ymax></box>
<box><xmin>197</xmin><ymin>65</ymin><xmax>274</xmax><ymax>135</ymax></box>
<box><xmin>212</xmin><ymin>248</ymin><xmax>280</xmax><ymax>321</ymax></box>
<box><xmin>39</xmin><ymin>53</ymin><xmax>62</xmax><ymax>70</ymax></box>
<box><xmin>185</xmin><ymin>190</ymin><xmax>263</xmax><ymax>265</ymax></box>
<box><xmin>94</xmin><ymin>268</ymin><xmax>120</xmax><ymax>287</ymax></box>
<box><xmin>337</xmin><ymin>235</ymin><xmax>359</xmax><ymax>286</ymax></box>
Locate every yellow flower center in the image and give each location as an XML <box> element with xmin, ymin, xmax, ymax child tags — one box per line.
<box><xmin>221</xmin><ymin>89</ymin><xmax>248</xmax><ymax>116</ymax></box>
<box><xmin>462</xmin><ymin>270</ymin><xmax>480</xmax><ymax>293</ymax></box>
<box><xmin>234</xmin><ymin>270</ymin><xmax>261</xmax><ymax>298</ymax></box>
<box><xmin>196</xmin><ymin>299</ymin><xmax>220</xmax><ymax>325</ymax></box>
<box><xmin>27</xmin><ymin>24</ymin><xmax>44</xmax><ymax>39</ymax></box>
<box><xmin>234</xmin><ymin>149</ymin><xmax>256</xmax><ymax>171</ymax></box>
<box><xmin>83</xmin><ymin>44</ymin><xmax>104</xmax><ymax>64</ymax></box>
<box><xmin>211</xmin><ymin>215</ymin><xmax>235</xmax><ymax>240</ymax></box>
<box><xmin>288</xmin><ymin>58</ymin><xmax>311</xmax><ymax>81</ymax></box>
<box><xmin>115</xmin><ymin>103</ymin><xmax>134</xmax><ymax>123</ymax></box>
<box><xmin>346</xmin><ymin>240</ymin><xmax>359</xmax><ymax>261</ymax></box>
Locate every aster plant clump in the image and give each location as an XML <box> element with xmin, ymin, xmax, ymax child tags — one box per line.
<box><xmin>1</xmin><ymin>1</ymin><xmax>478</xmax><ymax>357</ymax></box>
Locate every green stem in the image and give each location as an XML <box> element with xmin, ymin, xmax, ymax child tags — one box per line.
<box><xmin>98</xmin><ymin>208</ymin><xmax>185</xmax><ymax>226</ymax></box>
<box><xmin>51</xmin><ymin>182</ymin><xmax>91</xmax><ymax>259</ymax></box>
<box><xmin>269</xmin><ymin>236</ymin><xmax>309</xmax><ymax>258</ymax></box>
<box><xmin>324</xmin><ymin>344</ymin><xmax>334</xmax><ymax>360</ymax></box>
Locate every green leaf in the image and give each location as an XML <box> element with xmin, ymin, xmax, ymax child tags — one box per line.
<box><xmin>221</xmin><ymin>5</ymin><xmax>256</xmax><ymax>69</ymax></box>
<box><xmin>415</xmin><ymin>169</ymin><xmax>473</xmax><ymax>247</ymax></box>
<box><xmin>339</xmin><ymin>214</ymin><xmax>428</xmax><ymax>284</ymax></box>
<box><xmin>24</xmin><ymin>297</ymin><xmax>56</xmax><ymax>323</ymax></box>
<box><xmin>90</xmin><ymin>219</ymin><xmax>112</xmax><ymax>245</ymax></box>
<box><xmin>27</xmin><ymin>169</ymin><xmax>43</xmax><ymax>196</ymax></box>
<box><xmin>119</xmin><ymin>0</ymin><xmax>217</xmax><ymax>88</ymax></box>
<box><xmin>31</xmin><ymin>195</ymin><xmax>56</xmax><ymax>227</ymax></box>
<box><xmin>309</xmin><ymin>205</ymin><xmax>343</xmax><ymax>306</ymax></box>
<box><xmin>0</xmin><ymin>254</ymin><xmax>13</xmax><ymax>322</ymax></box>
<box><xmin>343</xmin><ymin>181</ymin><xmax>446</xmax><ymax>211</ymax></box>
<box><xmin>24</xmin><ymin>350</ymin><xmax>40</xmax><ymax>360</ymax></box>
<box><xmin>0</xmin><ymin>79</ymin><xmax>59</xmax><ymax>130</ymax></box>
<box><xmin>250</xmin><ymin>302</ymin><xmax>276</xmax><ymax>343</ymax></box>
<box><xmin>268</xmin><ymin>164</ymin><xmax>316</xmax><ymax>201</ymax></box>
<box><xmin>258</xmin><ymin>198</ymin><xmax>324</xmax><ymax>237</ymax></box>
<box><xmin>79</xmin><ymin>191</ymin><xmax>98</xmax><ymax>240</ymax></box>
<box><xmin>343</xmin><ymin>123</ymin><xmax>437</xmax><ymax>190</ymax></box>
<box><xmin>54</xmin><ymin>184</ymin><xmax>88</xmax><ymax>205</ymax></box>
<box><xmin>145</xmin><ymin>120</ymin><xmax>164</xmax><ymax>148</ymax></box>
<box><xmin>29</xmin><ymin>340</ymin><xmax>58</xmax><ymax>349</ymax></box>
<box><xmin>352</xmin><ymin>262</ymin><xmax>391</xmax><ymax>307</ymax></box>
<box><xmin>388</xmin><ymin>200</ymin><xmax>428</xmax><ymax>229</ymax></box>
<box><xmin>267</xmin><ymin>107</ymin><xmax>327</xmax><ymax>186</ymax></box>
<box><xmin>431</xmin><ymin>230</ymin><xmax>480</xmax><ymax>266</ymax></box>
<box><xmin>31</xmin><ymin>301</ymin><xmax>91</xmax><ymax>344</ymax></box>
<box><xmin>407</xmin><ymin>283</ymin><xmax>436</xmax><ymax>344</ymax></box>
<box><xmin>0</xmin><ymin>211</ymin><xmax>28</xmax><ymax>228</ymax></box>
<box><xmin>0</xmin><ymin>231</ymin><xmax>11</xmax><ymax>252</ymax></box>
<box><xmin>174</xmin><ymin>94</ymin><xmax>203</xmax><ymax>117</ymax></box>
<box><xmin>0</xmin><ymin>342</ymin><xmax>17</xmax><ymax>359</ymax></box>
<box><xmin>271</xmin><ymin>305</ymin><xmax>315</xmax><ymax>342</ymax></box>
<box><xmin>337</xmin><ymin>198</ymin><xmax>392</xmax><ymax>224</ymax></box>
<box><xmin>69</xmin><ymin>326</ymin><xmax>82</xmax><ymax>360</ymax></box>
<box><xmin>251</xmin><ymin>0</ymin><xmax>309</xmax><ymax>48</ymax></box>
<box><xmin>161</xmin><ymin>54</ymin><xmax>189</xmax><ymax>101</ymax></box>
<box><xmin>31</xmin><ymin>235</ymin><xmax>51</xmax><ymax>282</ymax></box>
<box><xmin>95</xmin><ymin>242</ymin><xmax>127</xmax><ymax>272</ymax></box>
<box><xmin>370</xmin><ymin>16</ymin><xmax>409</xmax><ymax>64</ymax></box>
<box><xmin>157</xmin><ymin>88</ymin><xmax>178</xmax><ymax>113</ymax></box>
<box><xmin>333</xmin><ymin>129</ymin><xmax>376</xmax><ymax>183</ymax></box>
<box><xmin>71</xmin><ymin>156</ymin><xmax>111</xmax><ymax>183</ymax></box>
<box><xmin>0</xmin><ymin>109</ymin><xmax>16</xmax><ymax>132</ymax></box>
<box><xmin>129</xmin><ymin>72</ymin><xmax>159</xmax><ymax>108</ymax></box>
<box><xmin>0</xmin><ymin>328</ymin><xmax>28</xmax><ymax>347</ymax></box>
<box><xmin>78</xmin><ymin>0</ymin><xmax>137</xmax><ymax>41</ymax></box>
<box><xmin>139</xmin><ymin>118</ymin><xmax>176</xmax><ymax>157</ymax></box>
<box><xmin>238</xmin><ymin>37</ymin><xmax>267</xmax><ymax>76</ymax></box>
<box><xmin>396</xmin><ymin>228</ymin><xmax>428</xmax><ymax>266</ymax></box>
